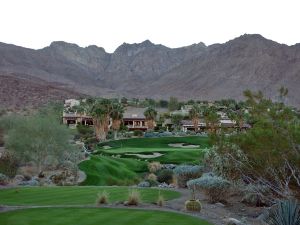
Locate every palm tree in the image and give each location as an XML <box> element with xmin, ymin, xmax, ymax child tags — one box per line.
<box><xmin>189</xmin><ymin>104</ymin><xmax>202</xmax><ymax>132</ymax></box>
<box><xmin>144</xmin><ymin>107</ymin><xmax>157</xmax><ymax>130</ymax></box>
<box><xmin>110</xmin><ymin>102</ymin><xmax>124</xmax><ymax>140</ymax></box>
<box><xmin>74</xmin><ymin>98</ymin><xmax>112</xmax><ymax>141</ymax></box>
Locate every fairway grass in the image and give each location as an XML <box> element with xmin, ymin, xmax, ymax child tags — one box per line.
<box><xmin>0</xmin><ymin>186</ymin><xmax>181</xmax><ymax>206</ymax></box>
<box><xmin>79</xmin><ymin>156</ymin><xmax>148</xmax><ymax>185</ymax></box>
<box><xmin>0</xmin><ymin>207</ymin><xmax>213</xmax><ymax>225</ymax></box>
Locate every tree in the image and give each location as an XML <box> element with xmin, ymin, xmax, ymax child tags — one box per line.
<box><xmin>74</xmin><ymin>98</ymin><xmax>112</xmax><ymax>141</ymax></box>
<box><xmin>209</xmin><ymin>89</ymin><xmax>300</xmax><ymax>198</ymax></box>
<box><xmin>144</xmin><ymin>107</ymin><xmax>157</xmax><ymax>130</ymax></box>
<box><xmin>4</xmin><ymin>114</ymin><xmax>76</xmax><ymax>173</ymax></box>
<box><xmin>168</xmin><ymin>97</ymin><xmax>179</xmax><ymax>111</ymax></box>
<box><xmin>110</xmin><ymin>102</ymin><xmax>124</xmax><ymax>140</ymax></box>
<box><xmin>189</xmin><ymin>104</ymin><xmax>202</xmax><ymax>132</ymax></box>
<box><xmin>204</xmin><ymin>108</ymin><xmax>220</xmax><ymax>134</ymax></box>
<box><xmin>171</xmin><ymin>114</ymin><xmax>184</xmax><ymax>131</ymax></box>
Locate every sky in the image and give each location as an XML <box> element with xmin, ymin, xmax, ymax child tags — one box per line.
<box><xmin>0</xmin><ymin>0</ymin><xmax>299</xmax><ymax>52</ymax></box>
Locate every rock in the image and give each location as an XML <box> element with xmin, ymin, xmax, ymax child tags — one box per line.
<box><xmin>138</xmin><ymin>181</ymin><xmax>150</xmax><ymax>188</ymax></box>
<box><xmin>13</xmin><ymin>175</ymin><xmax>25</xmax><ymax>184</ymax></box>
<box><xmin>215</xmin><ymin>202</ymin><xmax>225</xmax><ymax>207</ymax></box>
<box><xmin>224</xmin><ymin>218</ymin><xmax>245</xmax><ymax>225</ymax></box>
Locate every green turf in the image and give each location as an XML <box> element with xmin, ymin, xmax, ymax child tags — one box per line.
<box><xmin>100</xmin><ymin>136</ymin><xmax>210</xmax><ymax>149</ymax></box>
<box><xmin>0</xmin><ymin>207</ymin><xmax>212</xmax><ymax>225</ymax></box>
<box><xmin>96</xmin><ymin>136</ymin><xmax>209</xmax><ymax>164</ymax></box>
<box><xmin>0</xmin><ymin>186</ymin><xmax>180</xmax><ymax>206</ymax></box>
<box><xmin>79</xmin><ymin>156</ymin><xmax>148</xmax><ymax>185</ymax></box>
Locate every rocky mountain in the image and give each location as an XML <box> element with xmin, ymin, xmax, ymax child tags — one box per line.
<box><xmin>0</xmin><ymin>34</ymin><xmax>300</xmax><ymax>109</ymax></box>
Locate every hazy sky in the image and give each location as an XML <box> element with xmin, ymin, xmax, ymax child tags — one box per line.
<box><xmin>1</xmin><ymin>0</ymin><xmax>299</xmax><ymax>52</ymax></box>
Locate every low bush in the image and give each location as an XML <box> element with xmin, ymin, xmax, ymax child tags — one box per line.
<box><xmin>185</xmin><ymin>200</ymin><xmax>202</xmax><ymax>212</ymax></box>
<box><xmin>96</xmin><ymin>191</ymin><xmax>109</xmax><ymax>205</ymax></box>
<box><xmin>147</xmin><ymin>173</ymin><xmax>157</xmax><ymax>181</ymax></box>
<box><xmin>187</xmin><ymin>173</ymin><xmax>231</xmax><ymax>203</ymax></box>
<box><xmin>174</xmin><ymin>165</ymin><xmax>203</xmax><ymax>188</ymax></box>
<box><xmin>0</xmin><ymin>173</ymin><xmax>8</xmax><ymax>185</ymax></box>
<box><xmin>148</xmin><ymin>162</ymin><xmax>162</xmax><ymax>173</ymax></box>
<box><xmin>263</xmin><ymin>199</ymin><xmax>300</xmax><ymax>225</ymax></box>
<box><xmin>0</xmin><ymin>152</ymin><xmax>18</xmax><ymax>178</ymax></box>
<box><xmin>133</xmin><ymin>130</ymin><xmax>143</xmax><ymax>137</ymax></box>
<box><xmin>145</xmin><ymin>179</ymin><xmax>159</xmax><ymax>187</ymax></box>
<box><xmin>242</xmin><ymin>183</ymin><xmax>272</xmax><ymax>207</ymax></box>
<box><xmin>157</xmin><ymin>169</ymin><xmax>173</xmax><ymax>184</ymax></box>
<box><xmin>138</xmin><ymin>181</ymin><xmax>150</xmax><ymax>188</ymax></box>
<box><xmin>127</xmin><ymin>189</ymin><xmax>141</xmax><ymax>206</ymax></box>
<box><xmin>157</xmin><ymin>193</ymin><xmax>165</xmax><ymax>207</ymax></box>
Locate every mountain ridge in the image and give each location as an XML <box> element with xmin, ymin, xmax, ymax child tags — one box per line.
<box><xmin>0</xmin><ymin>34</ymin><xmax>300</xmax><ymax>109</ymax></box>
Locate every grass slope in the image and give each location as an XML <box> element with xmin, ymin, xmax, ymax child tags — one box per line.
<box><xmin>79</xmin><ymin>156</ymin><xmax>148</xmax><ymax>185</ymax></box>
<box><xmin>0</xmin><ymin>186</ymin><xmax>180</xmax><ymax>206</ymax></box>
<box><xmin>0</xmin><ymin>208</ymin><xmax>212</xmax><ymax>225</ymax></box>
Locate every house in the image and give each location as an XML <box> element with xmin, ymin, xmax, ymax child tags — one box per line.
<box><xmin>123</xmin><ymin>112</ymin><xmax>148</xmax><ymax>131</ymax></box>
<box><xmin>62</xmin><ymin>112</ymin><xmax>93</xmax><ymax>127</ymax></box>
<box><xmin>180</xmin><ymin>119</ymin><xmax>206</xmax><ymax>132</ymax></box>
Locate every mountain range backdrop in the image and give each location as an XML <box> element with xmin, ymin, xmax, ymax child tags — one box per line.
<box><xmin>1</xmin><ymin>33</ymin><xmax>300</xmax><ymax>109</ymax></box>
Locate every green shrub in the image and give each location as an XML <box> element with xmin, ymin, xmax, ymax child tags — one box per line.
<box><xmin>157</xmin><ymin>169</ymin><xmax>173</xmax><ymax>184</ymax></box>
<box><xmin>242</xmin><ymin>184</ymin><xmax>272</xmax><ymax>207</ymax></box>
<box><xmin>0</xmin><ymin>152</ymin><xmax>18</xmax><ymax>178</ymax></box>
<box><xmin>147</xmin><ymin>173</ymin><xmax>157</xmax><ymax>181</ymax></box>
<box><xmin>174</xmin><ymin>165</ymin><xmax>203</xmax><ymax>188</ymax></box>
<box><xmin>187</xmin><ymin>173</ymin><xmax>231</xmax><ymax>203</ymax></box>
<box><xmin>133</xmin><ymin>130</ymin><xmax>143</xmax><ymax>137</ymax></box>
<box><xmin>185</xmin><ymin>200</ymin><xmax>202</xmax><ymax>212</ymax></box>
<box><xmin>145</xmin><ymin>179</ymin><xmax>159</xmax><ymax>187</ymax></box>
<box><xmin>127</xmin><ymin>189</ymin><xmax>141</xmax><ymax>206</ymax></box>
<box><xmin>264</xmin><ymin>199</ymin><xmax>300</xmax><ymax>225</ymax></box>
<box><xmin>96</xmin><ymin>191</ymin><xmax>109</xmax><ymax>205</ymax></box>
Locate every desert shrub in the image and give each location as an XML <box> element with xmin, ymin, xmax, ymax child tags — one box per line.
<box><xmin>185</xmin><ymin>200</ymin><xmax>202</xmax><ymax>212</ymax></box>
<box><xmin>76</xmin><ymin>124</ymin><xmax>93</xmax><ymax>137</ymax></box>
<box><xmin>138</xmin><ymin>181</ymin><xmax>150</xmax><ymax>188</ymax></box>
<box><xmin>264</xmin><ymin>199</ymin><xmax>300</xmax><ymax>225</ymax></box>
<box><xmin>187</xmin><ymin>173</ymin><xmax>231</xmax><ymax>203</ymax></box>
<box><xmin>174</xmin><ymin>165</ymin><xmax>203</xmax><ymax>188</ymax></box>
<box><xmin>133</xmin><ymin>130</ymin><xmax>143</xmax><ymax>137</ymax></box>
<box><xmin>157</xmin><ymin>169</ymin><xmax>173</xmax><ymax>184</ymax></box>
<box><xmin>147</xmin><ymin>173</ymin><xmax>157</xmax><ymax>181</ymax></box>
<box><xmin>242</xmin><ymin>183</ymin><xmax>272</xmax><ymax>207</ymax></box>
<box><xmin>0</xmin><ymin>151</ymin><xmax>18</xmax><ymax>178</ymax></box>
<box><xmin>157</xmin><ymin>193</ymin><xmax>165</xmax><ymax>207</ymax></box>
<box><xmin>127</xmin><ymin>189</ymin><xmax>141</xmax><ymax>206</ymax></box>
<box><xmin>145</xmin><ymin>179</ymin><xmax>159</xmax><ymax>187</ymax></box>
<box><xmin>148</xmin><ymin>162</ymin><xmax>162</xmax><ymax>173</ymax></box>
<box><xmin>0</xmin><ymin>173</ymin><xmax>8</xmax><ymax>185</ymax></box>
<box><xmin>96</xmin><ymin>191</ymin><xmax>109</xmax><ymax>205</ymax></box>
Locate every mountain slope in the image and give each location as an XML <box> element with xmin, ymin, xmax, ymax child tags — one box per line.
<box><xmin>0</xmin><ymin>34</ymin><xmax>300</xmax><ymax>108</ymax></box>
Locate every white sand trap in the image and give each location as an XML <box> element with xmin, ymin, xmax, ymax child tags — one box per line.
<box><xmin>102</xmin><ymin>145</ymin><xmax>112</xmax><ymax>149</ymax></box>
<box><xmin>125</xmin><ymin>152</ymin><xmax>163</xmax><ymax>159</ymax></box>
<box><xmin>168</xmin><ymin>143</ymin><xmax>199</xmax><ymax>148</ymax></box>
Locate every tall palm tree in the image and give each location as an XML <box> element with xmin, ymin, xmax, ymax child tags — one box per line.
<box><xmin>74</xmin><ymin>98</ymin><xmax>112</xmax><ymax>141</ymax></box>
<box><xmin>144</xmin><ymin>107</ymin><xmax>157</xmax><ymax>130</ymax></box>
<box><xmin>110</xmin><ymin>102</ymin><xmax>124</xmax><ymax>140</ymax></box>
<box><xmin>189</xmin><ymin>104</ymin><xmax>202</xmax><ymax>132</ymax></box>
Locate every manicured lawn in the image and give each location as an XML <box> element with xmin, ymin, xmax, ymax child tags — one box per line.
<box><xmin>0</xmin><ymin>186</ymin><xmax>181</xmax><ymax>206</ymax></box>
<box><xmin>0</xmin><ymin>208</ymin><xmax>213</xmax><ymax>225</ymax></box>
<box><xmin>79</xmin><ymin>156</ymin><xmax>148</xmax><ymax>185</ymax></box>
<box><xmin>96</xmin><ymin>136</ymin><xmax>210</xmax><ymax>164</ymax></box>
<box><xmin>99</xmin><ymin>136</ymin><xmax>210</xmax><ymax>150</ymax></box>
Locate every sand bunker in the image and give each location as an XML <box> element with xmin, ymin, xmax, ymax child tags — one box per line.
<box><xmin>125</xmin><ymin>152</ymin><xmax>163</xmax><ymax>159</ymax></box>
<box><xmin>168</xmin><ymin>143</ymin><xmax>199</xmax><ymax>148</ymax></box>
